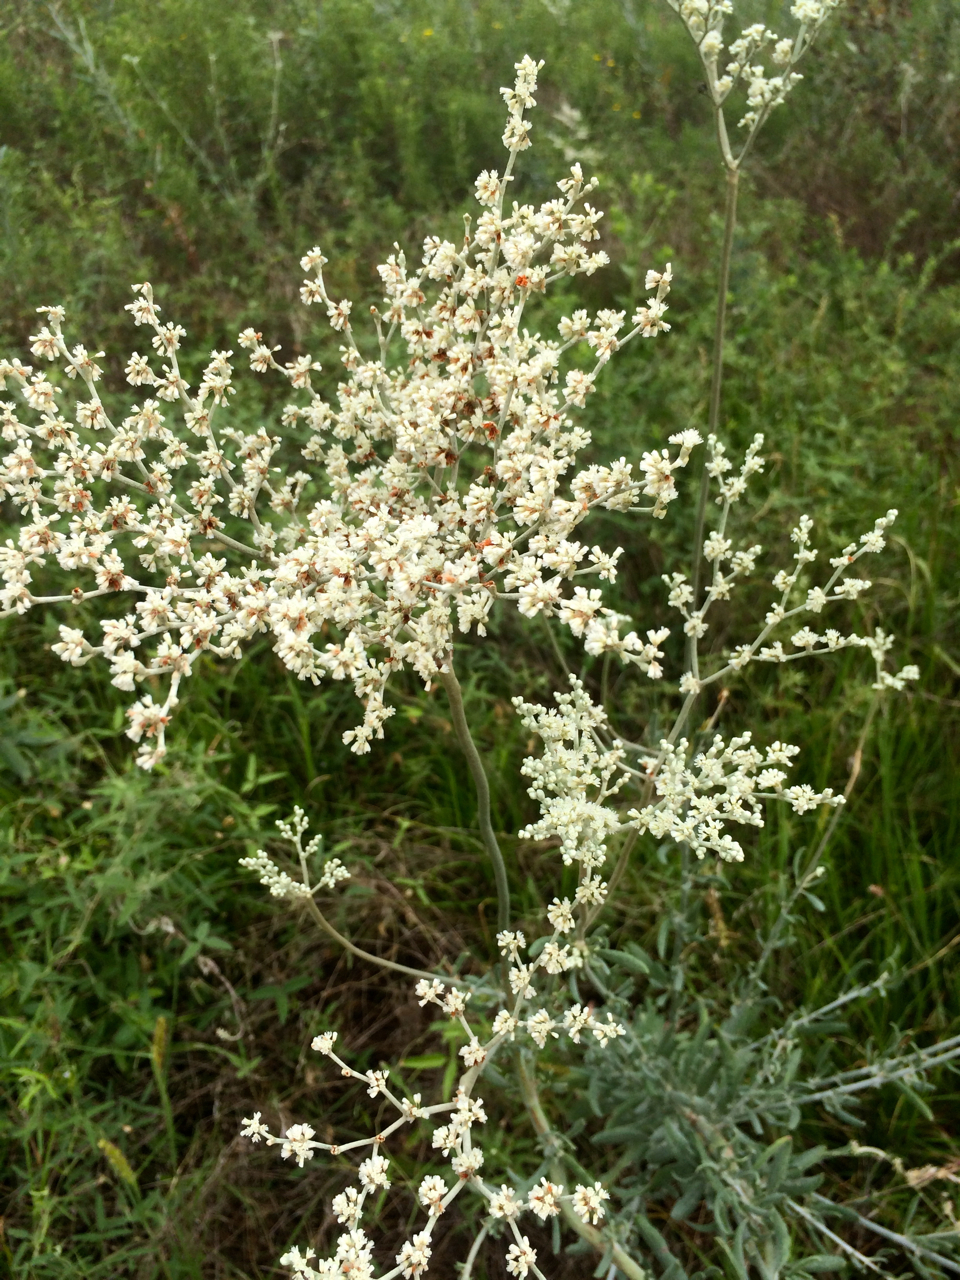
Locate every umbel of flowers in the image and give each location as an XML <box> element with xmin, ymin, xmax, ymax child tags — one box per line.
<box><xmin>0</xmin><ymin>27</ymin><xmax>920</xmax><ymax>1280</ymax></box>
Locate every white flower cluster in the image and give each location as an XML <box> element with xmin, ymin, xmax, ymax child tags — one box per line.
<box><xmin>236</xmin><ymin>658</ymin><xmax>907</xmax><ymax>1276</ymax></box>
<box><xmin>225</xmin><ymin>29</ymin><xmax>913</xmax><ymax>1266</ymax></box>
<box><xmin>630</xmin><ymin>732</ymin><xmax>841</xmax><ymax>862</ymax></box>
<box><xmin>668</xmin><ymin>0</ymin><xmax>840</xmax><ymax>145</ymax></box>
<box><xmin>239</xmin><ymin>806</ymin><xmax>349</xmax><ymax>900</ymax></box>
<box><xmin>241</xmin><ymin>920</ymin><xmax>621</xmax><ymax>1280</ymax></box>
<box><xmin>513</xmin><ymin>678</ymin><xmax>626</xmax><ymax>905</ymax></box>
<box><xmin>668</xmin><ymin>499</ymin><xmax>920</xmax><ymax>695</ymax></box>
<box><xmin>515</xmin><ymin>676</ymin><xmax>846</xmax><ymax>870</ymax></box>
<box><xmin>235</xmin><ymin>754</ymin><xmax>633</xmax><ymax>1279</ymax></box>
<box><xmin>236</xmin><ymin>848</ymin><xmax>314</xmax><ymax>901</ymax></box>
<box><xmin>0</xmin><ymin>54</ymin><xmax>678</xmax><ymax>768</ymax></box>
<box><xmin>236</xmin><ymin>662</ymin><xmax>876</xmax><ymax>1275</ymax></box>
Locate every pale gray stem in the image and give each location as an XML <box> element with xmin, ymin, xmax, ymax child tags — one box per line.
<box><xmin>688</xmin><ymin>164</ymin><xmax>740</xmax><ymax>677</ymax></box>
<box><xmin>460</xmin><ymin>1222</ymin><xmax>492</xmax><ymax>1280</ymax></box>
<box><xmin>811</xmin><ymin>1195</ymin><xmax>960</xmax><ymax>1276</ymax></box>
<box><xmin>746</xmin><ymin>698</ymin><xmax>879</xmax><ymax>995</ymax></box>
<box><xmin>786</xmin><ymin>1199</ymin><xmax>884</xmax><ymax>1273</ymax></box>
<box><xmin>304</xmin><ymin>897</ymin><xmax>467</xmax><ymax>986</ymax></box>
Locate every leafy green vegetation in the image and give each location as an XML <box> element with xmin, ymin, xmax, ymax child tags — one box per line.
<box><xmin>1</xmin><ymin>0</ymin><xmax>958</xmax><ymax>1275</ymax></box>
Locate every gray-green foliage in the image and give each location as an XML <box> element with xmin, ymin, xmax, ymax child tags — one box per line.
<box><xmin>573</xmin><ymin>882</ymin><xmax>960</xmax><ymax>1280</ymax></box>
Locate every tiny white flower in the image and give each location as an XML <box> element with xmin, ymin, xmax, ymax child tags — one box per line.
<box><xmin>572</xmin><ymin>1180</ymin><xmax>610</xmax><ymax>1224</ymax></box>
<box><xmin>546</xmin><ymin>897</ymin><xmax>575</xmax><ymax>933</ymax></box>
<box><xmin>506</xmin><ymin>1237</ymin><xmax>538</xmax><ymax>1278</ymax></box>
<box><xmin>418</xmin><ymin>1174</ymin><xmax>448</xmax><ymax>1215</ymax></box>
<box><xmin>489</xmin><ymin>1185</ymin><xmax>522</xmax><ymax>1218</ymax></box>
<box><xmin>527</xmin><ymin>1176</ymin><xmax>564</xmax><ymax>1219</ymax></box>
<box><xmin>358</xmin><ymin>1153</ymin><xmax>391</xmax><ymax>1189</ymax></box>
<box><xmin>311</xmin><ymin>1031</ymin><xmax>337</xmax><ymax>1055</ymax></box>
<box><xmin>279</xmin><ymin>1123</ymin><xmax>319</xmax><ymax>1168</ymax></box>
<box><xmin>240</xmin><ymin>1112</ymin><xmax>270</xmax><ymax>1143</ymax></box>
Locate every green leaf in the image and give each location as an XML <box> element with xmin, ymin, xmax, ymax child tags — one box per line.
<box><xmin>670</xmin><ymin>1182</ymin><xmax>704</xmax><ymax>1220</ymax></box>
<box><xmin>595</xmin><ymin>1123</ymin><xmax>645</xmax><ymax>1145</ymax></box>
<box><xmin>400</xmin><ymin>1053</ymin><xmax>446</xmax><ymax>1069</ymax></box>
<box><xmin>895</xmin><ymin>1080</ymin><xmax>935</xmax><ymax>1121</ymax></box>
<box><xmin>599</xmin><ymin>947</ymin><xmax>650</xmax><ymax>976</ymax></box>
<box><xmin>761</xmin><ymin>1135</ymin><xmax>793</xmax><ymax>1191</ymax></box>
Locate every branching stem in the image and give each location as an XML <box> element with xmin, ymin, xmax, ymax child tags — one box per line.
<box><xmin>810</xmin><ymin>1194</ymin><xmax>960</xmax><ymax>1277</ymax></box>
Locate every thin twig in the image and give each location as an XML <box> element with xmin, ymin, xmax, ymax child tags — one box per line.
<box><xmin>303</xmin><ymin>897</ymin><xmax>469</xmax><ymax>986</ymax></box>
<box><xmin>787</xmin><ymin>1198</ymin><xmax>884</xmax><ymax>1273</ymax></box>
<box><xmin>745</xmin><ymin>697</ymin><xmax>880</xmax><ymax>994</ymax></box>
<box><xmin>811</xmin><ymin>1195</ymin><xmax>960</xmax><ymax>1276</ymax></box>
<box><xmin>687</xmin><ymin>165</ymin><xmax>740</xmax><ymax>677</ymax></box>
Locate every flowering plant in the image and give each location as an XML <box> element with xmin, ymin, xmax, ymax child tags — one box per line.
<box><xmin>2</xmin><ymin>4</ymin><xmax>954</xmax><ymax>1276</ymax></box>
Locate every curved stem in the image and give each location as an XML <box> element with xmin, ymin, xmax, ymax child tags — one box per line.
<box><xmin>517</xmin><ymin>1056</ymin><xmax>649</xmax><ymax>1280</ymax></box>
<box><xmin>439</xmin><ymin>660</ymin><xmax>511</xmax><ymax>934</ymax></box>
<box><xmin>667</xmin><ymin>846</ymin><xmax>692</xmax><ymax>1022</ymax></box>
<box><xmin>708</xmin><ymin>166</ymin><xmax>740</xmax><ymax>444</ymax></box>
<box><xmin>687</xmin><ymin>164</ymin><xmax>740</xmax><ymax>677</ymax></box>
<box><xmin>304</xmin><ymin>897</ymin><xmax>467</xmax><ymax>986</ymax></box>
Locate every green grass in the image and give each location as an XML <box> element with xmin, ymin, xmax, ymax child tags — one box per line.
<box><xmin>1</xmin><ymin>0</ymin><xmax>959</xmax><ymax>1275</ymax></box>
